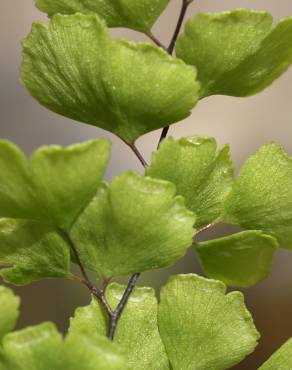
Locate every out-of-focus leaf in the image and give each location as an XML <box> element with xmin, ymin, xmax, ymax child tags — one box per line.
<box><xmin>70</xmin><ymin>283</ymin><xmax>170</xmax><ymax>369</ymax></box>
<box><xmin>2</xmin><ymin>322</ymin><xmax>127</xmax><ymax>370</ymax></box>
<box><xmin>0</xmin><ymin>139</ymin><xmax>109</xmax><ymax>229</ymax></box>
<box><xmin>0</xmin><ymin>219</ymin><xmax>70</xmax><ymax>285</ymax></box>
<box><xmin>158</xmin><ymin>274</ymin><xmax>259</xmax><ymax>370</ymax></box>
<box><xmin>225</xmin><ymin>144</ymin><xmax>292</xmax><ymax>248</ymax></box>
<box><xmin>72</xmin><ymin>171</ymin><xmax>195</xmax><ymax>277</ymax></box>
<box><xmin>147</xmin><ymin>136</ymin><xmax>233</xmax><ymax>228</ymax></box>
<box><xmin>195</xmin><ymin>230</ymin><xmax>278</xmax><ymax>287</ymax></box>
<box><xmin>35</xmin><ymin>0</ymin><xmax>170</xmax><ymax>32</ymax></box>
<box><xmin>0</xmin><ymin>286</ymin><xmax>19</xmax><ymax>342</ymax></box>
<box><xmin>176</xmin><ymin>9</ymin><xmax>292</xmax><ymax>98</ymax></box>
<box><xmin>64</xmin><ymin>331</ymin><xmax>129</xmax><ymax>370</ymax></box>
<box><xmin>258</xmin><ymin>338</ymin><xmax>292</xmax><ymax>370</ymax></box>
<box><xmin>21</xmin><ymin>14</ymin><xmax>199</xmax><ymax>143</ymax></box>
<box><xmin>3</xmin><ymin>322</ymin><xmax>63</xmax><ymax>370</ymax></box>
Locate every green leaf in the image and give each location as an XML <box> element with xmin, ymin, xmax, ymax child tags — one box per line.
<box><xmin>195</xmin><ymin>230</ymin><xmax>278</xmax><ymax>287</ymax></box>
<box><xmin>176</xmin><ymin>9</ymin><xmax>292</xmax><ymax>98</ymax></box>
<box><xmin>158</xmin><ymin>274</ymin><xmax>259</xmax><ymax>370</ymax></box>
<box><xmin>2</xmin><ymin>322</ymin><xmax>128</xmax><ymax>370</ymax></box>
<box><xmin>21</xmin><ymin>14</ymin><xmax>199</xmax><ymax>143</ymax></box>
<box><xmin>64</xmin><ymin>332</ymin><xmax>129</xmax><ymax>370</ymax></box>
<box><xmin>258</xmin><ymin>338</ymin><xmax>292</xmax><ymax>370</ymax></box>
<box><xmin>70</xmin><ymin>283</ymin><xmax>169</xmax><ymax>370</ymax></box>
<box><xmin>147</xmin><ymin>136</ymin><xmax>233</xmax><ymax>228</ymax></box>
<box><xmin>0</xmin><ymin>219</ymin><xmax>70</xmax><ymax>284</ymax></box>
<box><xmin>225</xmin><ymin>144</ymin><xmax>292</xmax><ymax>248</ymax></box>
<box><xmin>35</xmin><ymin>0</ymin><xmax>170</xmax><ymax>32</ymax></box>
<box><xmin>0</xmin><ymin>286</ymin><xmax>19</xmax><ymax>342</ymax></box>
<box><xmin>71</xmin><ymin>171</ymin><xmax>195</xmax><ymax>277</ymax></box>
<box><xmin>0</xmin><ymin>139</ymin><xmax>109</xmax><ymax>229</ymax></box>
<box><xmin>2</xmin><ymin>322</ymin><xmax>63</xmax><ymax>370</ymax></box>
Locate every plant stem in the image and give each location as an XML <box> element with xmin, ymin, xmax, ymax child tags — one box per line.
<box><xmin>158</xmin><ymin>0</ymin><xmax>194</xmax><ymax>147</ymax></box>
<box><xmin>145</xmin><ymin>31</ymin><xmax>167</xmax><ymax>51</ymax></box>
<box><xmin>59</xmin><ymin>229</ymin><xmax>113</xmax><ymax>316</ymax></box>
<box><xmin>108</xmin><ymin>273</ymin><xmax>140</xmax><ymax>340</ymax></box>
<box><xmin>123</xmin><ymin>140</ymin><xmax>148</xmax><ymax>167</ymax></box>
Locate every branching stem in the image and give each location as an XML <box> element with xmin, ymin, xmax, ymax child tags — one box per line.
<box><xmin>108</xmin><ymin>273</ymin><xmax>140</xmax><ymax>340</ymax></box>
<box><xmin>60</xmin><ymin>229</ymin><xmax>141</xmax><ymax>340</ymax></box>
<box><xmin>158</xmin><ymin>0</ymin><xmax>194</xmax><ymax>147</ymax></box>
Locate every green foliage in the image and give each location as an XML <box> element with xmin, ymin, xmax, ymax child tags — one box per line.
<box><xmin>195</xmin><ymin>231</ymin><xmax>278</xmax><ymax>287</ymax></box>
<box><xmin>176</xmin><ymin>9</ymin><xmax>292</xmax><ymax>98</ymax></box>
<box><xmin>258</xmin><ymin>338</ymin><xmax>292</xmax><ymax>369</ymax></box>
<box><xmin>0</xmin><ymin>219</ymin><xmax>70</xmax><ymax>284</ymax></box>
<box><xmin>0</xmin><ymin>286</ymin><xmax>19</xmax><ymax>341</ymax></box>
<box><xmin>147</xmin><ymin>136</ymin><xmax>233</xmax><ymax>228</ymax></box>
<box><xmin>70</xmin><ymin>283</ymin><xmax>169</xmax><ymax>369</ymax></box>
<box><xmin>158</xmin><ymin>274</ymin><xmax>260</xmax><ymax>370</ymax></box>
<box><xmin>1</xmin><ymin>322</ymin><xmax>128</xmax><ymax>370</ymax></box>
<box><xmin>0</xmin><ymin>139</ymin><xmax>109</xmax><ymax>228</ymax></box>
<box><xmin>21</xmin><ymin>13</ymin><xmax>199</xmax><ymax>143</ymax></box>
<box><xmin>225</xmin><ymin>144</ymin><xmax>292</xmax><ymax>248</ymax></box>
<box><xmin>35</xmin><ymin>0</ymin><xmax>170</xmax><ymax>32</ymax></box>
<box><xmin>5</xmin><ymin>1</ymin><xmax>292</xmax><ymax>368</ymax></box>
<box><xmin>72</xmin><ymin>171</ymin><xmax>195</xmax><ymax>277</ymax></box>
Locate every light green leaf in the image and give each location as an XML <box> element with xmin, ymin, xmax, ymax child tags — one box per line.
<box><xmin>158</xmin><ymin>274</ymin><xmax>259</xmax><ymax>370</ymax></box>
<box><xmin>176</xmin><ymin>9</ymin><xmax>292</xmax><ymax>98</ymax></box>
<box><xmin>195</xmin><ymin>230</ymin><xmax>278</xmax><ymax>287</ymax></box>
<box><xmin>0</xmin><ymin>286</ymin><xmax>19</xmax><ymax>342</ymax></box>
<box><xmin>64</xmin><ymin>332</ymin><xmax>129</xmax><ymax>370</ymax></box>
<box><xmin>0</xmin><ymin>139</ymin><xmax>109</xmax><ymax>229</ymax></box>
<box><xmin>2</xmin><ymin>322</ymin><xmax>128</xmax><ymax>370</ymax></box>
<box><xmin>258</xmin><ymin>338</ymin><xmax>292</xmax><ymax>370</ymax></box>
<box><xmin>0</xmin><ymin>219</ymin><xmax>70</xmax><ymax>284</ymax></box>
<box><xmin>21</xmin><ymin>14</ymin><xmax>199</xmax><ymax>143</ymax></box>
<box><xmin>35</xmin><ymin>0</ymin><xmax>170</xmax><ymax>32</ymax></box>
<box><xmin>70</xmin><ymin>283</ymin><xmax>169</xmax><ymax>370</ymax></box>
<box><xmin>2</xmin><ymin>322</ymin><xmax>63</xmax><ymax>370</ymax></box>
<box><xmin>72</xmin><ymin>171</ymin><xmax>195</xmax><ymax>277</ymax></box>
<box><xmin>147</xmin><ymin>136</ymin><xmax>233</xmax><ymax>228</ymax></box>
<box><xmin>225</xmin><ymin>144</ymin><xmax>292</xmax><ymax>248</ymax></box>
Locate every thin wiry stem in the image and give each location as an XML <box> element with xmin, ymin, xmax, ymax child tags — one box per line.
<box><xmin>59</xmin><ymin>229</ymin><xmax>113</xmax><ymax>316</ymax></box>
<box><xmin>108</xmin><ymin>273</ymin><xmax>140</xmax><ymax>340</ymax></box>
<box><xmin>158</xmin><ymin>0</ymin><xmax>194</xmax><ymax>147</ymax></box>
<box><xmin>145</xmin><ymin>31</ymin><xmax>167</xmax><ymax>51</ymax></box>
<box><xmin>123</xmin><ymin>140</ymin><xmax>148</xmax><ymax>167</ymax></box>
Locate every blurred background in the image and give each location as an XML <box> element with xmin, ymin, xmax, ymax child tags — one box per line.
<box><xmin>1</xmin><ymin>1</ymin><xmax>292</xmax><ymax>368</ymax></box>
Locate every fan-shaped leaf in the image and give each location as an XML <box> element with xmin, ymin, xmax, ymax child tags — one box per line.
<box><xmin>21</xmin><ymin>14</ymin><xmax>199</xmax><ymax>143</ymax></box>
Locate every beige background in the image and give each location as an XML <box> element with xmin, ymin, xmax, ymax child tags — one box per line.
<box><xmin>1</xmin><ymin>1</ymin><xmax>292</xmax><ymax>368</ymax></box>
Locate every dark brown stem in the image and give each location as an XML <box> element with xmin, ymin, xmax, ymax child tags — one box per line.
<box><xmin>157</xmin><ymin>0</ymin><xmax>193</xmax><ymax>147</ymax></box>
<box><xmin>123</xmin><ymin>140</ymin><xmax>148</xmax><ymax>167</ymax></box>
<box><xmin>145</xmin><ymin>31</ymin><xmax>167</xmax><ymax>51</ymax></box>
<box><xmin>59</xmin><ymin>229</ymin><xmax>113</xmax><ymax>316</ymax></box>
<box><xmin>108</xmin><ymin>273</ymin><xmax>140</xmax><ymax>340</ymax></box>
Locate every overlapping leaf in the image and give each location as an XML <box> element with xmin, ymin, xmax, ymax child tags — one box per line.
<box><xmin>35</xmin><ymin>0</ymin><xmax>170</xmax><ymax>32</ymax></box>
<box><xmin>0</xmin><ymin>139</ymin><xmax>110</xmax><ymax>228</ymax></box>
<box><xmin>2</xmin><ymin>322</ymin><xmax>127</xmax><ymax>370</ymax></box>
<box><xmin>158</xmin><ymin>274</ymin><xmax>259</xmax><ymax>370</ymax></box>
<box><xmin>0</xmin><ymin>219</ymin><xmax>70</xmax><ymax>285</ymax></box>
<box><xmin>70</xmin><ymin>283</ymin><xmax>169</xmax><ymax>369</ymax></box>
<box><xmin>147</xmin><ymin>136</ymin><xmax>233</xmax><ymax>228</ymax></box>
<box><xmin>225</xmin><ymin>144</ymin><xmax>292</xmax><ymax>248</ymax></box>
<box><xmin>0</xmin><ymin>286</ymin><xmax>19</xmax><ymax>342</ymax></box>
<box><xmin>195</xmin><ymin>230</ymin><xmax>278</xmax><ymax>287</ymax></box>
<box><xmin>21</xmin><ymin>14</ymin><xmax>199</xmax><ymax>143</ymax></box>
<box><xmin>176</xmin><ymin>9</ymin><xmax>292</xmax><ymax>98</ymax></box>
<box><xmin>259</xmin><ymin>338</ymin><xmax>292</xmax><ymax>369</ymax></box>
<box><xmin>72</xmin><ymin>171</ymin><xmax>195</xmax><ymax>277</ymax></box>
